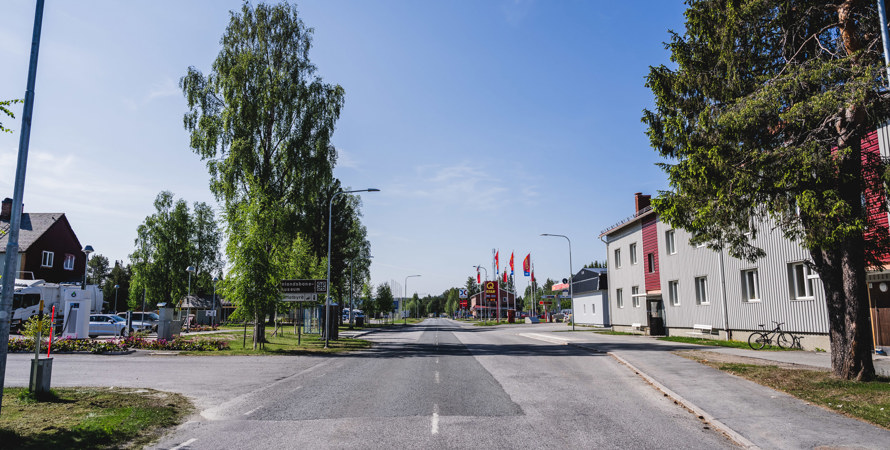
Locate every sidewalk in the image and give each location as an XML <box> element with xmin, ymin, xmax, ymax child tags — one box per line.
<box><xmin>522</xmin><ymin>329</ymin><xmax>890</xmax><ymax>449</ymax></box>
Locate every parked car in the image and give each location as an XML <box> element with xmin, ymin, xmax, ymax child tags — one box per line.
<box><xmin>342</xmin><ymin>308</ymin><xmax>365</xmax><ymax>321</ymax></box>
<box><xmin>89</xmin><ymin>314</ymin><xmax>129</xmax><ymax>338</ymax></box>
<box><xmin>116</xmin><ymin>312</ymin><xmax>159</xmax><ymax>333</ymax></box>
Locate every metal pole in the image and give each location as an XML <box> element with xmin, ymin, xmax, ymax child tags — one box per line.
<box><xmin>0</xmin><ymin>0</ymin><xmax>45</xmax><ymax>416</ymax></box>
<box><xmin>879</xmin><ymin>0</ymin><xmax>890</xmax><ymax>87</ymax></box>
<box><xmin>542</xmin><ymin>234</ymin><xmax>574</xmax><ymax>330</ymax></box>
<box><xmin>325</xmin><ymin>188</ymin><xmax>378</xmax><ymax>348</ymax></box>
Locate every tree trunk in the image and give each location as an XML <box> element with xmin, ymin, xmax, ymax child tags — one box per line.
<box><xmin>813</xmin><ymin>134</ymin><xmax>876</xmax><ymax>380</ymax></box>
<box><xmin>253</xmin><ymin>306</ymin><xmax>267</xmax><ymax>349</ymax></box>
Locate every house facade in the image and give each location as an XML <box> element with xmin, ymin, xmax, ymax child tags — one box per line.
<box><xmin>0</xmin><ymin>198</ymin><xmax>87</xmax><ymax>284</ymax></box>
<box><xmin>571</xmin><ymin>267</ymin><xmax>609</xmax><ymax>326</ymax></box>
<box><xmin>601</xmin><ymin>193</ymin><xmax>832</xmax><ymax>350</ymax></box>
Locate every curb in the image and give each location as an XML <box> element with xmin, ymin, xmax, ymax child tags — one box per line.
<box><xmin>569</xmin><ymin>342</ymin><xmax>759</xmax><ymax>449</ymax></box>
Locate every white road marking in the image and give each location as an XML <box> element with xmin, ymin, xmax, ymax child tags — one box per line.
<box><xmin>170</xmin><ymin>438</ymin><xmax>197</xmax><ymax>450</ymax></box>
<box><xmin>518</xmin><ymin>332</ymin><xmax>570</xmax><ymax>345</ymax></box>
<box><xmin>431</xmin><ymin>404</ymin><xmax>440</xmax><ymax>434</ymax></box>
<box><xmin>244</xmin><ymin>406</ymin><xmax>261</xmax><ymax>416</ymax></box>
<box><xmin>435</xmin><ymin>371</ymin><xmax>440</xmax><ymax>384</ymax></box>
<box><xmin>202</xmin><ymin>362</ymin><xmax>326</xmax><ymax>420</ymax></box>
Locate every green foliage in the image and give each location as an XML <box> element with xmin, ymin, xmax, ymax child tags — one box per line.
<box><xmin>583</xmin><ymin>260</ymin><xmax>607</xmax><ymax>269</ymax></box>
<box><xmin>129</xmin><ymin>191</ymin><xmax>222</xmax><ymax>309</ymax></box>
<box><xmin>179</xmin><ymin>2</ymin><xmax>363</xmax><ymax>347</ymax></box>
<box><xmin>20</xmin><ymin>315</ymin><xmax>51</xmax><ymax>338</ymax></box>
<box><xmin>87</xmin><ymin>254</ymin><xmax>110</xmax><ymax>286</ymax></box>
<box><xmin>375</xmin><ymin>282</ymin><xmax>394</xmax><ymax>315</ymax></box>
<box><xmin>0</xmin><ymin>98</ymin><xmax>21</xmax><ymax>133</ymax></box>
<box><xmin>642</xmin><ymin>0</ymin><xmax>887</xmax><ymax>380</ymax></box>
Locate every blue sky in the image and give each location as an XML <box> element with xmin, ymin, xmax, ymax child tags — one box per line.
<box><xmin>0</xmin><ymin>1</ymin><xmax>685</xmax><ymax>298</ymax></box>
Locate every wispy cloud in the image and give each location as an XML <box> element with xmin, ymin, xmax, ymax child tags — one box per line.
<box><xmin>501</xmin><ymin>0</ymin><xmax>535</xmax><ymax>26</ymax></box>
<box><xmin>336</xmin><ymin>148</ymin><xmax>361</xmax><ymax>170</ymax></box>
<box><xmin>146</xmin><ymin>77</ymin><xmax>181</xmax><ymax>101</ymax></box>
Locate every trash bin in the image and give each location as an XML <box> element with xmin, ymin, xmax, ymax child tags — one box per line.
<box><xmin>355</xmin><ymin>317</ymin><xmax>365</xmax><ymax>327</ymax></box>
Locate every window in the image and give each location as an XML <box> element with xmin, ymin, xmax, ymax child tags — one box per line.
<box><xmin>668</xmin><ymin>280</ymin><xmax>679</xmax><ymax>306</ymax></box>
<box><xmin>788</xmin><ymin>262</ymin><xmax>816</xmax><ymax>300</ymax></box>
<box><xmin>63</xmin><ymin>254</ymin><xmax>75</xmax><ymax>271</ymax></box>
<box><xmin>742</xmin><ymin>269</ymin><xmax>760</xmax><ymax>302</ymax></box>
<box><xmin>41</xmin><ymin>251</ymin><xmax>54</xmax><ymax>268</ymax></box>
<box><xmin>665</xmin><ymin>230</ymin><xmax>676</xmax><ymax>254</ymax></box>
<box><xmin>583</xmin><ymin>304</ymin><xmax>587</xmax><ymax>314</ymax></box>
<box><xmin>616</xmin><ymin>288</ymin><xmax>624</xmax><ymax>308</ymax></box>
<box><xmin>647</xmin><ymin>253</ymin><xmax>655</xmax><ymax>273</ymax></box>
<box><xmin>614</xmin><ymin>248</ymin><xmax>622</xmax><ymax>268</ymax></box>
<box><xmin>632</xmin><ymin>286</ymin><xmax>640</xmax><ymax>308</ymax></box>
<box><xmin>629</xmin><ymin>243</ymin><xmax>638</xmax><ymax>265</ymax></box>
<box><xmin>695</xmin><ymin>276</ymin><xmax>708</xmax><ymax>305</ymax></box>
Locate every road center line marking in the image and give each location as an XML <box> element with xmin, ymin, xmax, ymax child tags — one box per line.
<box><xmin>431</xmin><ymin>404</ymin><xmax>439</xmax><ymax>434</ymax></box>
<box><xmin>170</xmin><ymin>438</ymin><xmax>197</xmax><ymax>450</ymax></box>
<box><xmin>435</xmin><ymin>371</ymin><xmax>440</xmax><ymax>384</ymax></box>
<box><xmin>244</xmin><ymin>406</ymin><xmax>261</xmax><ymax>416</ymax></box>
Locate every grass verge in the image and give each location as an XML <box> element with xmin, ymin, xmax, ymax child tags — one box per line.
<box><xmin>181</xmin><ymin>328</ymin><xmax>371</xmax><ymax>355</ymax></box>
<box><xmin>658</xmin><ymin>335</ymin><xmax>798</xmax><ymax>351</ymax></box>
<box><xmin>683</xmin><ymin>352</ymin><xmax>890</xmax><ymax>429</ymax></box>
<box><xmin>0</xmin><ymin>387</ymin><xmax>192</xmax><ymax>449</ymax></box>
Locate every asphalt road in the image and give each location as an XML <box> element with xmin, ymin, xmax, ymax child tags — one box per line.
<box><xmin>4</xmin><ymin>319</ymin><xmax>737</xmax><ymax>449</ymax></box>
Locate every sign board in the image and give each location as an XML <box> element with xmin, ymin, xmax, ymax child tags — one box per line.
<box><xmin>484</xmin><ymin>281</ymin><xmax>498</xmax><ymax>303</ymax></box>
<box><xmin>280</xmin><ymin>279</ymin><xmax>327</xmax><ymax>294</ymax></box>
<box><xmin>205</xmin><ymin>310</ymin><xmax>217</xmax><ymax>317</ymax></box>
<box><xmin>460</xmin><ymin>299</ymin><xmax>468</xmax><ymax>308</ymax></box>
<box><xmin>458</xmin><ymin>288</ymin><xmax>468</xmax><ymax>299</ymax></box>
<box><xmin>559</xmin><ymin>294</ymin><xmax>571</xmax><ymax>298</ymax></box>
<box><xmin>542</xmin><ymin>295</ymin><xmax>555</xmax><ymax>299</ymax></box>
<box><xmin>539</xmin><ymin>300</ymin><xmax>552</xmax><ymax>305</ymax></box>
<box><xmin>282</xmin><ymin>293</ymin><xmax>318</xmax><ymax>303</ymax></box>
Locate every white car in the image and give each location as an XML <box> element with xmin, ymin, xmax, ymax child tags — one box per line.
<box><xmin>117</xmin><ymin>312</ymin><xmax>159</xmax><ymax>333</ymax></box>
<box><xmin>89</xmin><ymin>314</ymin><xmax>129</xmax><ymax>338</ymax></box>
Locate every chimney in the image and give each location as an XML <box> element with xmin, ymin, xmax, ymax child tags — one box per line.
<box><xmin>634</xmin><ymin>192</ymin><xmax>651</xmax><ymax>213</ymax></box>
<box><xmin>1</xmin><ymin>198</ymin><xmax>11</xmax><ymax>221</ymax></box>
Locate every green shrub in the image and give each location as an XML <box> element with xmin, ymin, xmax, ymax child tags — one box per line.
<box><xmin>20</xmin><ymin>315</ymin><xmax>52</xmax><ymax>338</ymax></box>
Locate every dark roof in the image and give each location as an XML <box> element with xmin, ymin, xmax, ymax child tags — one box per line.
<box><xmin>572</xmin><ymin>267</ymin><xmax>607</xmax><ymax>294</ymax></box>
<box><xmin>0</xmin><ymin>213</ymin><xmax>68</xmax><ymax>252</ymax></box>
<box><xmin>180</xmin><ymin>295</ymin><xmax>229</xmax><ymax>309</ymax></box>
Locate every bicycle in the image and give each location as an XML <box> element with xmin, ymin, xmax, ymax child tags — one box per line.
<box><xmin>748</xmin><ymin>321</ymin><xmax>797</xmax><ymax>350</ymax></box>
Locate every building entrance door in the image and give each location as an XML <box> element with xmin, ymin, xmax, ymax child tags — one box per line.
<box><xmin>867</xmin><ymin>277</ymin><xmax>890</xmax><ymax>350</ymax></box>
<box><xmin>647</xmin><ymin>298</ymin><xmax>665</xmax><ymax>336</ymax></box>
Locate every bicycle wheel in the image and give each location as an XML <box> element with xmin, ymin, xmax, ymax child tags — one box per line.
<box><xmin>777</xmin><ymin>332</ymin><xmax>795</xmax><ymax>349</ymax></box>
<box><xmin>748</xmin><ymin>332</ymin><xmax>767</xmax><ymax>350</ymax></box>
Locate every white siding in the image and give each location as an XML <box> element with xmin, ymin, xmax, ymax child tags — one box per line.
<box><xmin>605</xmin><ymin>223</ymin><xmax>649</xmax><ymax>326</ymax></box>
<box><xmin>574</xmin><ymin>291</ymin><xmax>609</xmax><ymax>326</ymax></box>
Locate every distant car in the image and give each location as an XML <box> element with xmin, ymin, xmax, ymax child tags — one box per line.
<box><xmin>342</xmin><ymin>309</ymin><xmax>365</xmax><ymax>321</ymax></box>
<box><xmin>117</xmin><ymin>312</ymin><xmax>159</xmax><ymax>333</ymax></box>
<box><xmin>89</xmin><ymin>314</ymin><xmax>129</xmax><ymax>338</ymax></box>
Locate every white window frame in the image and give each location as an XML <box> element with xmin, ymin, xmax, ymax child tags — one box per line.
<box><xmin>629</xmin><ymin>243</ymin><xmax>638</xmax><ymax>265</ymax></box>
<box><xmin>41</xmin><ymin>251</ymin><xmax>54</xmax><ymax>268</ymax></box>
<box><xmin>632</xmin><ymin>286</ymin><xmax>640</xmax><ymax>308</ymax></box>
<box><xmin>742</xmin><ymin>269</ymin><xmax>761</xmax><ymax>302</ymax></box>
<box><xmin>614</xmin><ymin>248</ymin><xmax>622</xmax><ymax>268</ymax></box>
<box><xmin>616</xmin><ymin>288</ymin><xmax>624</xmax><ymax>308</ymax></box>
<box><xmin>63</xmin><ymin>254</ymin><xmax>75</xmax><ymax>271</ymax></box>
<box><xmin>665</xmin><ymin>229</ymin><xmax>677</xmax><ymax>255</ymax></box>
<box><xmin>668</xmin><ymin>280</ymin><xmax>679</xmax><ymax>306</ymax></box>
<box><xmin>695</xmin><ymin>276</ymin><xmax>708</xmax><ymax>305</ymax></box>
<box><xmin>788</xmin><ymin>262</ymin><xmax>817</xmax><ymax>300</ymax></box>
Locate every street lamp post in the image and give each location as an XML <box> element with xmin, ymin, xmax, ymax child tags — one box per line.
<box><xmin>114</xmin><ymin>284</ymin><xmax>119</xmax><ymax>313</ymax></box>
<box><xmin>185</xmin><ymin>266</ymin><xmax>196</xmax><ymax>332</ymax></box>
<box><xmin>473</xmin><ymin>265</ymin><xmax>487</xmax><ymax>320</ymax></box>
<box><xmin>81</xmin><ymin>245</ymin><xmax>94</xmax><ymax>290</ymax></box>
<box><xmin>541</xmin><ymin>233</ymin><xmax>575</xmax><ymax>331</ymax></box>
<box><xmin>325</xmin><ymin>188</ymin><xmax>379</xmax><ymax>348</ymax></box>
<box><xmin>404</xmin><ymin>274</ymin><xmax>421</xmax><ymax>324</ymax></box>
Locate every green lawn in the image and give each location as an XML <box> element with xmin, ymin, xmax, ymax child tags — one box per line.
<box><xmin>182</xmin><ymin>327</ymin><xmax>371</xmax><ymax>355</ymax></box>
<box><xmin>0</xmin><ymin>387</ymin><xmax>192</xmax><ymax>449</ymax></box>
<box><xmin>658</xmin><ymin>335</ymin><xmax>800</xmax><ymax>351</ymax></box>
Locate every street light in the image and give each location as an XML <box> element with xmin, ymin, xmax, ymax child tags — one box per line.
<box><xmin>404</xmin><ymin>274</ymin><xmax>421</xmax><ymax>324</ymax></box>
<box><xmin>114</xmin><ymin>284</ymin><xmax>119</xmax><ymax>313</ymax></box>
<box><xmin>325</xmin><ymin>188</ymin><xmax>380</xmax><ymax>348</ymax></box>
<box><xmin>185</xmin><ymin>266</ymin><xmax>196</xmax><ymax>332</ymax></box>
<box><xmin>473</xmin><ymin>265</ymin><xmax>487</xmax><ymax>320</ymax></box>
<box><xmin>81</xmin><ymin>245</ymin><xmax>94</xmax><ymax>290</ymax></box>
<box><xmin>541</xmin><ymin>233</ymin><xmax>575</xmax><ymax>331</ymax></box>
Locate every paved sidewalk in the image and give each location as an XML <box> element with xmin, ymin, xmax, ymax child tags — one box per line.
<box><xmin>518</xmin><ymin>328</ymin><xmax>890</xmax><ymax>449</ymax></box>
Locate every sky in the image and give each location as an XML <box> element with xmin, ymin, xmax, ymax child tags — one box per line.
<box><xmin>0</xmin><ymin>0</ymin><xmax>686</xmax><ymax>299</ymax></box>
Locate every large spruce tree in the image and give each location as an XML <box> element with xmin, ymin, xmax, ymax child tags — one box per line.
<box><xmin>644</xmin><ymin>0</ymin><xmax>890</xmax><ymax>379</ymax></box>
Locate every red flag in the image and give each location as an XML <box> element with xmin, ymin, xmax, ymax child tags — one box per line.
<box><xmin>531</xmin><ymin>269</ymin><xmax>536</xmax><ymax>283</ymax></box>
<box><xmin>477</xmin><ymin>267</ymin><xmax>481</xmax><ymax>284</ymax></box>
<box><xmin>495</xmin><ymin>251</ymin><xmax>499</xmax><ymax>275</ymax></box>
<box><xmin>509</xmin><ymin>252</ymin><xmax>514</xmax><ymax>276</ymax></box>
<box><xmin>503</xmin><ymin>269</ymin><xmax>508</xmax><ymax>283</ymax></box>
<box><xmin>523</xmin><ymin>253</ymin><xmax>530</xmax><ymax>276</ymax></box>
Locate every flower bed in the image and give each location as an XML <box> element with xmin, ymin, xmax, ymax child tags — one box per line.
<box><xmin>7</xmin><ymin>336</ymin><xmax>229</xmax><ymax>353</ymax></box>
